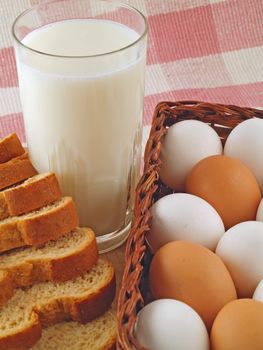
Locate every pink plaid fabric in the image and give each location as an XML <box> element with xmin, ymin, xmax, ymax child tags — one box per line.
<box><xmin>0</xmin><ymin>0</ymin><xmax>263</xmax><ymax>145</ymax></box>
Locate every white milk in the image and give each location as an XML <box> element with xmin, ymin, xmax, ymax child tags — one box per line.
<box><xmin>16</xmin><ymin>20</ymin><xmax>146</xmax><ymax>235</ymax></box>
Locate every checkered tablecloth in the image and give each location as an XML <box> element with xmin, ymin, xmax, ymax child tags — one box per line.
<box><xmin>0</xmin><ymin>0</ymin><xmax>263</xmax><ymax>146</ymax></box>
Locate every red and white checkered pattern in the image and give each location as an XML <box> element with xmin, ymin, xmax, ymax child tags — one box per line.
<box><xmin>0</xmin><ymin>0</ymin><xmax>263</xmax><ymax>147</ymax></box>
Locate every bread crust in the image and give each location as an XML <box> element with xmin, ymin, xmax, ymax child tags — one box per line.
<box><xmin>0</xmin><ymin>228</ymin><xmax>98</xmax><ymax>306</ymax></box>
<box><xmin>0</xmin><ymin>133</ymin><xmax>24</xmax><ymax>164</ymax></box>
<box><xmin>70</xmin><ymin>268</ymin><xmax>116</xmax><ymax>324</ymax></box>
<box><xmin>50</xmin><ymin>229</ymin><xmax>98</xmax><ymax>282</ymax></box>
<box><xmin>0</xmin><ymin>313</ymin><xmax>41</xmax><ymax>350</ymax></box>
<box><xmin>37</xmin><ymin>266</ymin><xmax>116</xmax><ymax>327</ymax></box>
<box><xmin>0</xmin><ymin>260</ymin><xmax>116</xmax><ymax>350</ymax></box>
<box><xmin>0</xmin><ymin>197</ymin><xmax>79</xmax><ymax>253</ymax></box>
<box><xmin>106</xmin><ymin>339</ymin><xmax>117</xmax><ymax>350</ymax></box>
<box><xmin>0</xmin><ymin>173</ymin><xmax>62</xmax><ymax>220</ymax></box>
<box><xmin>35</xmin><ymin>271</ymin><xmax>115</xmax><ymax>328</ymax></box>
<box><xmin>0</xmin><ymin>153</ymin><xmax>37</xmax><ymax>191</ymax></box>
<box><xmin>31</xmin><ymin>310</ymin><xmax>117</xmax><ymax>350</ymax></box>
<box><xmin>0</xmin><ymin>271</ymin><xmax>13</xmax><ymax>306</ymax></box>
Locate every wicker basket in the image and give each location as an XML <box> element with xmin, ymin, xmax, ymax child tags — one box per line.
<box><xmin>116</xmin><ymin>100</ymin><xmax>263</xmax><ymax>350</ymax></box>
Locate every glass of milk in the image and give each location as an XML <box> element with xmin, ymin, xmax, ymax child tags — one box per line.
<box><xmin>12</xmin><ymin>0</ymin><xmax>147</xmax><ymax>252</ymax></box>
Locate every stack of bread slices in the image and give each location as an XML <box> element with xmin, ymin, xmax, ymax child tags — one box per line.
<box><xmin>0</xmin><ymin>133</ymin><xmax>117</xmax><ymax>350</ymax></box>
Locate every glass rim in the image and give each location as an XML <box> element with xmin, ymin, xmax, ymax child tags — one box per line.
<box><xmin>12</xmin><ymin>0</ymin><xmax>148</xmax><ymax>59</ymax></box>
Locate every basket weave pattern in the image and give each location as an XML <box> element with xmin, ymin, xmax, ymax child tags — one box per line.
<box><xmin>116</xmin><ymin>101</ymin><xmax>263</xmax><ymax>350</ymax></box>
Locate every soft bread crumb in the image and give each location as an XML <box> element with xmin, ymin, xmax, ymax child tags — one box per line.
<box><xmin>32</xmin><ymin>310</ymin><xmax>117</xmax><ymax>350</ymax></box>
<box><xmin>0</xmin><ymin>259</ymin><xmax>113</xmax><ymax>335</ymax></box>
<box><xmin>0</xmin><ymin>228</ymin><xmax>90</xmax><ymax>268</ymax></box>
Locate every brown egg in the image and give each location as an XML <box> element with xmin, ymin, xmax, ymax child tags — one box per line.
<box><xmin>211</xmin><ymin>299</ymin><xmax>263</xmax><ymax>350</ymax></box>
<box><xmin>185</xmin><ymin>155</ymin><xmax>261</xmax><ymax>229</ymax></box>
<box><xmin>149</xmin><ymin>241</ymin><xmax>237</xmax><ymax>330</ymax></box>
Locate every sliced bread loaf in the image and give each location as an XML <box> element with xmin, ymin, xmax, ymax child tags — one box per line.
<box><xmin>0</xmin><ymin>153</ymin><xmax>37</xmax><ymax>191</ymax></box>
<box><xmin>0</xmin><ymin>153</ymin><xmax>37</xmax><ymax>190</ymax></box>
<box><xmin>32</xmin><ymin>309</ymin><xmax>117</xmax><ymax>350</ymax></box>
<box><xmin>0</xmin><ymin>227</ymin><xmax>98</xmax><ymax>306</ymax></box>
<box><xmin>0</xmin><ymin>133</ymin><xmax>24</xmax><ymax>164</ymax></box>
<box><xmin>0</xmin><ymin>173</ymin><xmax>62</xmax><ymax>220</ymax></box>
<box><xmin>0</xmin><ymin>196</ymin><xmax>79</xmax><ymax>253</ymax></box>
<box><xmin>0</xmin><ymin>259</ymin><xmax>116</xmax><ymax>350</ymax></box>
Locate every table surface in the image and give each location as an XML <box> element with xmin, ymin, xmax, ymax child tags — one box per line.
<box><xmin>103</xmin><ymin>244</ymin><xmax>126</xmax><ymax>310</ymax></box>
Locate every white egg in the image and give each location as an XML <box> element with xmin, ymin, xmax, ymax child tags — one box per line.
<box><xmin>148</xmin><ymin>193</ymin><xmax>225</xmax><ymax>252</ymax></box>
<box><xmin>216</xmin><ymin>221</ymin><xmax>263</xmax><ymax>297</ymax></box>
<box><xmin>256</xmin><ymin>199</ymin><xmax>263</xmax><ymax>221</ymax></box>
<box><xmin>159</xmin><ymin>120</ymin><xmax>222</xmax><ymax>191</ymax></box>
<box><xmin>135</xmin><ymin>299</ymin><xmax>209</xmax><ymax>350</ymax></box>
<box><xmin>224</xmin><ymin>118</ymin><xmax>263</xmax><ymax>193</ymax></box>
<box><xmin>253</xmin><ymin>280</ymin><xmax>263</xmax><ymax>302</ymax></box>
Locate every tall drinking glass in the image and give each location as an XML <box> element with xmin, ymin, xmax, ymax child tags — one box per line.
<box><xmin>12</xmin><ymin>0</ymin><xmax>147</xmax><ymax>252</ymax></box>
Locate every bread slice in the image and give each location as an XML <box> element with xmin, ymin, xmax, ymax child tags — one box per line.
<box><xmin>32</xmin><ymin>310</ymin><xmax>117</xmax><ymax>350</ymax></box>
<box><xmin>0</xmin><ymin>133</ymin><xmax>24</xmax><ymax>164</ymax></box>
<box><xmin>0</xmin><ymin>259</ymin><xmax>116</xmax><ymax>350</ymax></box>
<box><xmin>0</xmin><ymin>153</ymin><xmax>37</xmax><ymax>191</ymax></box>
<box><xmin>0</xmin><ymin>271</ymin><xmax>13</xmax><ymax>307</ymax></box>
<box><xmin>0</xmin><ymin>227</ymin><xmax>98</xmax><ymax>306</ymax></box>
<box><xmin>0</xmin><ymin>197</ymin><xmax>79</xmax><ymax>253</ymax></box>
<box><xmin>0</xmin><ymin>173</ymin><xmax>62</xmax><ymax>220</ymax></box>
